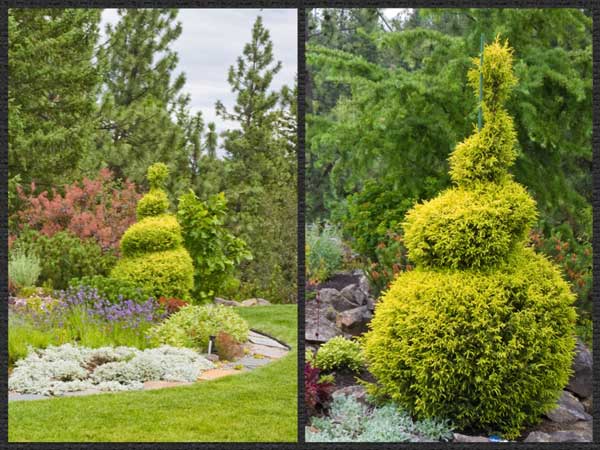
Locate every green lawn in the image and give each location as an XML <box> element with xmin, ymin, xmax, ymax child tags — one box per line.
<box><xmin>9</xmin><ymin>305</ymin><xmax>298</xmax><ymax>442</ymax></box>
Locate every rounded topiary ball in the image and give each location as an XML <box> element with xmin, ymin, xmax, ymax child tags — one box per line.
<box><xmin>403</xmin><ymin>180</ymin><xmax>537</xmax><ymax>269</ymax></box>
<box><xmin>362</xmin><ymin>248</ymin><xmax>576</xmax><ymax>438</ymax></box>
<box><xmin>120</xmin><ymin>215</ymin><xmax>183</xmax><ymax>257</ymax></box>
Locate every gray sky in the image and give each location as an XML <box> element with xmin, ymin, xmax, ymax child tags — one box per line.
<box><xmin>101</xmin><ymin>9</ymin><xmax>297</xmax><ymax>151</ymax></box>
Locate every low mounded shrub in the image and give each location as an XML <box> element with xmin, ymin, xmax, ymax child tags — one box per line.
<box><xmin>307</xmin><ymin>395</ymin><xmax>454</xmax><ymax>442</ymax></box>
<box><xmin>148</xmin><ymin>304</ymin><xmax>249</xmax><ymax>352</ymax></box>
<box><xmin>315</xmin><ymin>336</ymin><xmax>364</xmax><ymax>373</ymax></box>
<box><xmin>306</xmin><ymin>223</ymin><xmax>344</xmax><ymax>283</ymax></box>
<box><xmin>8</xmin><ymin>249</ymin><xmax>41</xmax><ymax>290</ymax></box>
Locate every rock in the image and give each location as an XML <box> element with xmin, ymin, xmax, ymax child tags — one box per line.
<box><xmin>366</xmin><ymin>297</ymin><xmax>376</xmax><ymax>312</ymax></box>
<box><xmin>318</xmin><ymin>288</ymin><xmax>359</xmax><ymax>312</ymax></box>
<box><xmin>545</xmin><ymin>390</ymin><xmax>592</xmax><ymax>423</ymax></box>
<box><xmin>215</xmin><ymin>331</ymin><xmax>245</xmax><ymax>361</ymax></box>
<box><xmin>567</xmin><ymin>340</ymin><xmax>592</xmax><ymax>398</ymax></box>
<box><xmin>340</xmin><ymin>284</ymin><xmax>368</xmax><ymax>306</ymax></box>
<box><xmin>581</xmin><ymin>396</ymin><xmax>592</xmax><ymax>414</ymax></box>
<box><xmin>240</xmin><ymin>298</ymin><xmax>271</xmax><ymax>307</ymax></box>
<box><xmin>305</xmin><ymin>315</ymin><xmax>341</xmax><ymax>343</ymax></box>
<box><xmin>357</xmin><ymin>272</ymin><xmax>371</xmax><ymax>297</ymax></box>
<box><xmin>214</xmin><ymin>297</ymin><xmax>241</xmax><ymax>307</ymax></box>
<box><xmin>525</xmin><ymin>430</ymin><xmax>591</xmax><ymax>443</ymax></box>
<box><xmin>332</xmin><ymin>385</ymin><xmax>368</xmax><ymax>405</ymax></box>
<box><xmin>325</xmin><ymin>306</ymin><xmax>337</xmax><ymax>321</ymax></box>
<box><xmin>335</xmin><ymin>306</ymin><xmax>372</xmax><ymax>336</ymax></box>
<box><xmin>453</xmin><ymin>433</ymin><xmax>489</xmax><ymax>442</ymax></box>
<box><xmin>203</xmin><ymin>353</ymin><xmax>219</xmax><ymax>362</ymax></box>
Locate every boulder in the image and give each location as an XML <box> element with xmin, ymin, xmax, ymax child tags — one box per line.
<box><xmin>335</xmin><ymin>306</ymin><xmax>372</xmax><ymax>336</ymax></box>
<box><xmin>581</xmin><ymin>396</ymin><xmax>592</xmax><ymax>414</ymax></box>
<box><xmin>366</xmin><ymin>297</ymin><xmax>377</xmax><ymax>312</ymax></box>
<box><xmin>453</xmin><ymin>433</ymin><xmax>489</xmax><ymax>442</ymax></box>
<box><xmin>241</xmin><ymin>298</ymin><xmax>271</xmax><ymax>307</ymax></box>
<box><xmin>525</xmin><ymin>430</ymin><xmax>591</xmax><ymax>443</ymax></box>
<box><xmin>305</xmin><ymin>302</ymin><xmax>342</xmax><ymax>343</ymax></box>
<box><xmin>214</xmin><ymin>297</ymin><xmax>241</xmax><ymax>307</ymax></box>
<box><xmin>340</xmin><ymin>284</ymin><xmax>368</xmax><ymax>306</ymax></box>
<box><xmin>318</xmin><ymin>288</ymin><xmax>359</xmax><ymax>312</ymax></box>
<box><xmin>566</xmin><ymin>340</ymin><xmax>592</xmax><ymax>398</ymax></box>
<box><xmin>317</xmin><ymin>288</ymin><xmax>341</xmax><ymax>304</ymax></box>
<box><xmin>545</xmin><ymin>390</ymin><xmax>592</xmax><ymax>423</ymax></box>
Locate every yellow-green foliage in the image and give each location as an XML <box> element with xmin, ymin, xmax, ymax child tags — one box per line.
<box><xmin>315</xmin><ymin>336</ymin><xmax>364</xmax><ymax>373</ymax></box>
<box><xmin>136</xmin><ymin>189</ymin><xmax>169</xmax><ymax>220</ymax></box>
<box><xmin>365</xmin><ymin>38</ymin><xmax>577</xmax><ymax>439</ymax></box>
<box><xmin>120</xmin><ymin>215</ymin><xmax>182</xmax><ymax>257</ymax></box>
<box><xmin>363</xmin><ymin>249</ymin><xmax>575</xmax><ymax>438</ymax></box>
<box><xmin>113</xmin><ymin>163</ymin><xmax>194</xmax><ymax>300</ymax></box>
<box><xmin>112</xmin><ymin>247</ymin><xmax>193</xmax><ymax>300</ymax></box>
<box><xmin>403</xmin><ymin>180</ymin><xmax>537</xmax><ymax>269</ymax></box>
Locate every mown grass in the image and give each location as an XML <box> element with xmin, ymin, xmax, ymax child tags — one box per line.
<box><xmin>9</xmin><ymin>304</ymin><xmax>298</xmax><ymax>442</ymax></box>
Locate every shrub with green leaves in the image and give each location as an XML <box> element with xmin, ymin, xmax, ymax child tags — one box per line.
<box><xmin>68</xmin><ymin>276</ymin><xmax>153</xmax><ymax>304</ymax></box>
<box><xmin>148</xmin><ymin>304</ymin><xmax>249</xmax><ymax>352</ymax></box>
<box><xmin>315</xmin><ymin>336</ymin><xmax>364</xmax><ymax>373</ymax></box>
<box><xmin>8</xmin><ymin>249</ymin><xmax>41</xmax><ymax>290</ymax></box>
<box><xmin>177</xmin><ymin>190</ymin><xmax>252</xmax><ymax>301</ymax></box>
<box><xmin>306</xmin><ymin>223</ymin><xmax>344</xmax><ymax>283</ymax></box>
<box><xmin>112</xmin><ymin>164</ymin><xmax>194</xmax><ymax>300</ymax></box>
<box><xmin>363</xmin><ymin>39</ymin><xmax>576</xmax><ymax>439</ymax></box>
<box><xmin>12</xmin><ymin>228</ymin><xmax>116</xmax><ymax>290</ymax></box>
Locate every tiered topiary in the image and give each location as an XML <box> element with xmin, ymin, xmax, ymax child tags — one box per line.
<box><xmin>111</xmin><ymin>163</ymin><xmax>194</xmax><ymax>300</ymax></box>
<box><xmin>362</xmin><ymin>38</ymin><xmax>576</xmax><ymax>439</ymax></box>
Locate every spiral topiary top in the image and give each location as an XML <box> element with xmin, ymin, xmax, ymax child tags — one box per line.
<box><xmin>403</xmin><ymin>37</ymin><xmax>537</xmax><ymax>270</ymax></box>
<box><xmin>137</xmin><ymin>163</ymin><xmax>170</xmax><ymax>220</ymax></box>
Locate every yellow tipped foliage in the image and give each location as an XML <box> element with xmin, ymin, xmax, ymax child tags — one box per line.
<box><xmin>113</xmin><ymin>163</ymin><xmax>194</xmax><ymax>299</ymax></box>
<box><xmin>364</xmin><ymin>39</ymin><xmax>576</xmax><ymax>439</ymax></box>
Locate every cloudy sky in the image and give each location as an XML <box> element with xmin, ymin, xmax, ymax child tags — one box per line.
<box><xmin>101</xmin><ymin>9</ymin><xmax>297</xmax><ymax>150</ymax></box>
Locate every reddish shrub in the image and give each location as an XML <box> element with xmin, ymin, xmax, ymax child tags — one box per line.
<box><xmin>158</xmin><ymin>297</ymin><xmax>189</xmax><ymax>316</ymax></box>
<box><xmin>215</xmin><ymin>331</ymin><xmax>245</xmax><ymax>361</ymax></box>
<box><xmin>305</xmin><ymin>362</ymin><xmax>334</xmax><ymax>418</ymax></box>
<box><xmin>14</xmin><ymin>169</ymin><xmax>140</xmax><ymax>251</ymax></box>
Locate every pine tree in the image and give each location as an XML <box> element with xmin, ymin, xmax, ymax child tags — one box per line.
<box><xmin>216</xmin><ymin>16</ymin><xmax>297</xmax><ymax>302</ymax></box>
<box><xmin>8</xmin><ymin>8</ymin><xmax>102</xmax><ymax>189</ymax></box>
<box><xmin>94</xmin><ymin>8</ymin><xmax>190</xmax><ymax>199</ymax></box>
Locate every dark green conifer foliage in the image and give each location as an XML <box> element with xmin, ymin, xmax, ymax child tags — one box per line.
<box><xmin>363</xmin><ymin>39</ymin><xmax>576</xmax><ymax>439</ymax></box>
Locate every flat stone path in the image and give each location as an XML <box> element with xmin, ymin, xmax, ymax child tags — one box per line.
<box><xmin>9</xmin><ymin>330</ymin><xmax>290</xmax><ymax>402</ymax></box>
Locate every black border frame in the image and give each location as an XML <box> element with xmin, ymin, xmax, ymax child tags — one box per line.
<box><xmin>0</xmin><ymin>1</ymin><xmax>598</xmax><ymax>448</ymax></box>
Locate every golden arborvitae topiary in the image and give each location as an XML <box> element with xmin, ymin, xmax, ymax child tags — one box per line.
<box><xmin>363</xmin><ymin>37</ymin><xmax>576</xmax><ymax>439</ymax></box>
<box><xmin>111</xmin><ymin>163</ymin><xmax>194</xmax><ymax>300</ymax></box>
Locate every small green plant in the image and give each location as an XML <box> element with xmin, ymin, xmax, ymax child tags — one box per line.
<box><xmin>112</xmin><ymin>163</ymin><xmax>194</xmax><ymax>300</ymax></box>
<box><xmin>306</xmin><ymin>223</ymin><xmax>344</xmax><ymax>283</ymax></box>
<box><xmin>148</xmin><ymin>304</ymin><xmax>249</xmax><ymax>352</ymax></box>
<box><xmin>8</xmin><ymin>249</ymin><xmax>41</xmax><ymax>290</ymax></box>
<box><xmin>315</xmin><ymin>336</ymin><xmax>364</xmax><ymax>373</ymax></box>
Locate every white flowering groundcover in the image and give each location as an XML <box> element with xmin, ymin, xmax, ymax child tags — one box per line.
<box><xmin>9</xmin><ymin>344</ymin><xmax>215</xmax><ymax>396</ymax></box>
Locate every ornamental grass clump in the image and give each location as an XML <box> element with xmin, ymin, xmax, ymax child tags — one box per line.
<box><xmin>111</xmin><ymin>163</ymin><xmax>194</xmax><ymax>300</ymax></box>
<box><xmin>362</xmin><ymin>38</ymin><xmax>577</xmax><ymax>439</ymax></box>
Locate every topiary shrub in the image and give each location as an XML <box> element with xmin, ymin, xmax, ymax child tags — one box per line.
<box><xmin>363</xmin><ymin>38</ymin><xmax>576</xmax><ymax>439</ymax></box>
<box><xmin>315</xmin><ymin>336</ymin><xmax>364</xmax><ymax>373</ymax></box>
<box><xmin>148</xmin><ymin>304</ymin><xmax>249</xmax><ymax>352</ymax></box>
<box><xmin>111</xmin><ymin>164</ymin><xmax>194</xmax><ymax>300</ymax></box>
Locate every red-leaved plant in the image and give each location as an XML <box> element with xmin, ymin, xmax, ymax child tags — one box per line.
<box><xmin>13</xmin><ymin>169</ymin><xmax>140</xmax><ymax>251</ymax></box>
<box><xmin>305</xmin><ymin>362</ymin><xmax>335</xmax><ymax>418</ymax></box>
<box><xmin>158</xmin><ymin>297</ymin><xmax>189</xmax><ymax>316</ymax></box>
